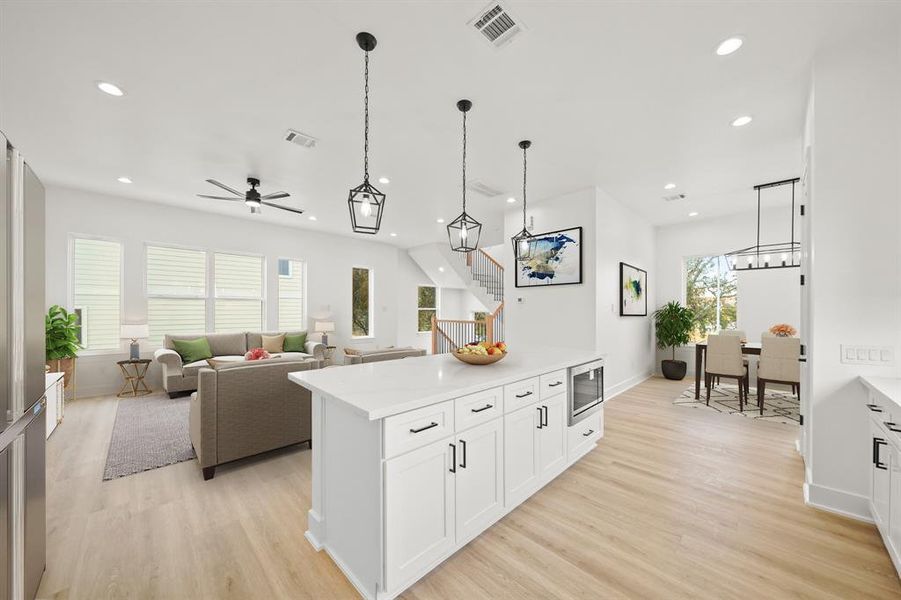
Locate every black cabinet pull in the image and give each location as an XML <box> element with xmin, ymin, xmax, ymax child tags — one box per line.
<box><xmin>410</xmin><ymin>421</ymin><xmax>438</xmax><ymax>434</ymax></box>
<box><xmin>536</xmin><ymin>407</ymin><xmax>543</xmax><ymax>429</ymax></box>
<box><xmin>515</xmin><ymin>390</ymin><xmax>534</xmax><ymax>399</ymax></box>
<box><xmin>471</xmin><ymin>404</ymin><xmax>493</xmax><ymax>413</ymax></box>
<box><xmin>875</xmin><ymin>438</ymin><xmax>888</xmax><ymax>470</ymax></box>
<box><xmin>866</xmin><ymin>404</ymin><xmax>884</xmax><ymax>413</ymax></box>
<box><xmin>449</xmin><ymin>443</ymin><xmax>456</xmax><ymax>473</ymax></box>
<box><xmin>460</xmin><ymin>439</ymin><xmax>467</xmax><ymax>469</ymax></box>
<box><xmin>582</xmin><ymin>429</ymin><xmax>594</xmax><ymax>437</ymax></box>
<box><xmin>541</xmin><ymin>405</ymin><xmax>548</xmax><ymax>428</ymax></box>
<box><xmin>886</xmin><ymin>422</ymin><xmax>901</xmax><ymax>433</ymax></box>
<box><xmin>548</xmin><ymin>381</ymin><xmax>563</xmax><ymax>387</ymax></box>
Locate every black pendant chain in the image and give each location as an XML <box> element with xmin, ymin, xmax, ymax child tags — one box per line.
<box><xmin>521</xmin><ymin>144</ymin><xmax>527</xmax><ymax>228</ymax></box>
<box><xmin>363</xmin><ymin>50</ymin><xmax>370</xmax><ymax>183</ymax></box>
<box><xmin>461</xmin><ymin>110</ymin><xmax>467</xmax><ymax>213</ymax></box>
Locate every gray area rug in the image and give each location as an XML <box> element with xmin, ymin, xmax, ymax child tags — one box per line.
<box><xmin>674</xmin><ymin>384</ymin><xmax>800</xmax><ymax>426</ymax></box>
<box><xmin>103</xmin><ymin>394</ymin><xmax>196</xmax><ymax>480</ymax></box>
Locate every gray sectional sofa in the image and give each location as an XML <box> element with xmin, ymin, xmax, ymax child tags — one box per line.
<box><xmin>154</xmin><ymin>331</ymin><xmax>325</xmax><ymax>396</ymax></box>
<box><xmin>343</xmin><ymin>346</ymin><xmax>427</xmax><ymax>365</ymax></box>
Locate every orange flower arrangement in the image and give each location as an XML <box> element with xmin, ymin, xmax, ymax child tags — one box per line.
<box><xmin>769</xmin><ymin>323</ymin><xmax>797</xmax><ymax>337</ymax></box>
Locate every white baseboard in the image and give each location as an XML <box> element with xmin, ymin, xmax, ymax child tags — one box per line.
<box><xmin>605</xmin><ymin>371</ymin><xmax>653</xmax><ymax>401</ymax></box>
<box><xmin>804</xmin><ymin>481</ymin><xmax>873</xmax><ymax>523</ymax></box>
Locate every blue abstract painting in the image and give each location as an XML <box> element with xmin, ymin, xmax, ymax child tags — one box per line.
<box><xmin>515</xmin><ymin>226</ymin><xmax>583</xmax><ymax>287</ymax></box>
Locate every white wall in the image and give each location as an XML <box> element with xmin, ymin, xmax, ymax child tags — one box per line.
<box><xmin>46</xmin><ymin>186</ymin><xmax>434</xmax><ymax>396</ymax></box>
<box><xmin>803</xmin><ymin>28</ymin><xmax>901</xmax><ymax>519</ymax></box>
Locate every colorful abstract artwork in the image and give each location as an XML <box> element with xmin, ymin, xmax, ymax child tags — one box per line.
<box><xmin>515</xmin><ymin>226</ymin><xmax>583</xmax><ymax>287</ymax></box>
<box><xmin>620</xmin><ymin>262</ymin><xmax>647</xmax><ymax>316</ymax></box>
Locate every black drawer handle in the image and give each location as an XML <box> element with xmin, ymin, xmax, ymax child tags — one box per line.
<box><xmin>471</xmin><ymin>404</ymin><xmax>493</xmax><ymax>413</ymax></box>
<box><xmin>887</xmin><ymin>422</ymin><xmax>901</xmax><ymax>433</ymax></box>
<box><xmin>449</xmin><ymin>443</ymin><xmax>456</xmax><ymax>473</ymax></box>
<box><xmin>541</xmin><ymin>405</ymin><xmax>548</xmax><ymax>428</ymax></box>
<box><xmin>515</xmin><ymin>390</ymin><xmax>533</xmax><ymax>398</ymax></box>
<box><xmin>548</xmin><ymin>381</ymin><xmax>563</xmax><ymax>387</ymax></box>
<box><xmin>582</xmin><ymin>429</ymin><xmax>594</xmax><ymax>437</ymax></box>
<box><xmin>875</xmin><ymin>438</ymin><xmax>888</xmax><ymax>470</ymax></box>
<box><xmin>866</xmin><ymin>404</ymin><xmax>884</xmax><ymax>412</ymax></box>
<box><xmin>459</xmin><ymin>439</ymin><xmax>467</xmax><ymax>469</ymax></box>
<box><xmin>410</xmin><ymin>421</ymin><xmax>438</xmax><ymax>434</ymax></box>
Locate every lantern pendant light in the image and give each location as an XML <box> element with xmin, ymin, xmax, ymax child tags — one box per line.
<box><xmin>511</xmin><ymin>140</ymin><xmax>534</xmax><ymax>262</ymax></box>
<box><xmin>447</xmin><ymin>99</ymin><xmax>482</xmax><ymax>252</ymax></box>
<box><xmin>347</xmin><ymin>32</ymin><xmax>385</xmax><ymax>234</ymax></box>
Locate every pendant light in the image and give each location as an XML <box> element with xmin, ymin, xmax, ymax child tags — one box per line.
<box><xmin>347</xmin><ymin>32</ymin><xmax>385</xmax><ymax>234</ymax></box>
<box><xmin>511</xmin><ymin>140</ymin><xmax>534</xmax><ymax>262</ymax></box>
<box><xmin>447</xmin><ymin>99</ymin><xmax>482</xmax><ymax>252</ymax></box>
<box><xmin>725</xmin><ymin>177</ymin><xmax>801</xmax><ymax>271</ymax></box>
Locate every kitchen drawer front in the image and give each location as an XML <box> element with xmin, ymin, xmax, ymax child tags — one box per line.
<box><xmin>567</xmin><ymin>411</ymin><xmax>602</xmax><ymax>461</ymax></box>
<box><xmin>867</xmin><ymin>391</ymin><xmax>893</xmax><ymax>425</ymax></box>
<box><xmin>539</xmin><ymin>370</ymin><xmax>568</xmax><ymax>400</ymax></box>
<box><xmin>504</xmin><ymin>377</ymin><xmax>540</xmax><ymax>413</ymax></box>
<box><xmin>384</xmin><ymin>401</ymin><xmax>455</xmax><ymax>459</ymax></box>
<box><xmin>455</xmin><ymin>387</ymin><xmax>503</xmax><ymax>432</ymax></box>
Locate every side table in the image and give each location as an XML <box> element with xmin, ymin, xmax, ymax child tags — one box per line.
<box><xmin>323</xmin><ymin>345</ymin><xmax>337</xmax><ymax>367</ymax></box>
<box><xmin>117</xmin><ymin>359</ymin><xmax>153</xmax><ymax>398</ymax></box>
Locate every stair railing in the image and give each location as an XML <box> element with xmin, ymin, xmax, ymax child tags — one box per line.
<box><xmin>431</xmin><ymin>301</ymin><xmax>505</xmax><ymax>355</ymax></box>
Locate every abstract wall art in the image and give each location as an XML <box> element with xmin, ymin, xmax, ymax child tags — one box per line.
<box><xmin>515</xmin><ymin>226</ymin><xmax>583</xmax><ymax>287</ymax></box>
<box><xmin>620</xmin><ymin>262</ymin><xmax>647</xmax><ymax>316</ymax></box>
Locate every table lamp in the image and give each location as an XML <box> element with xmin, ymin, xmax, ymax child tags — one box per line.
<box><xmin>315</xmin><ymin>321</ymin><xmax>335</xmax><ymax>346</ymax></box>
<box><xmin>120</xmin><ymin>324</ymin><xmax>150</xmax><ymax>360</ymax></box>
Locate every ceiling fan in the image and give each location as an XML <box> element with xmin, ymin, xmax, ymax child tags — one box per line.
<box><xmin>198</xmin><ymin>177</ymin><xmax>303</xmax><ymax>215</ymax></box>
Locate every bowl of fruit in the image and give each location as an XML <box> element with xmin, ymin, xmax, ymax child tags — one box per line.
<box><xmin>453</xmin><ymin>341</ymin><xmax>507</xmax><ymax>365</ymax></box>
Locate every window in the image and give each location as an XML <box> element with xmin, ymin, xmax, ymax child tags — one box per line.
<box><xmin>214</xmin><ymin>252</ymin><xmax>264</xmax><ymax>333</ymax></box>
<box><xmin>146</xmin><ymin>245</ymin><xmax>207</xmax><ymax>343</ymax></box>
<box><xmin>278</xmin><ymin>258</ymin><xmax>306</xmax><ymax>331</ymax></box>
<box><xmin>71</xmin><ymin>237</ymin><xmax>121</xmax><ymax>351</ymax></box>
<box><xmin>473</xmin><ymin>310</ymin><xmax>488</xmax><ymax>340</ymax></box>
<box><xmin>352</xmin><ymin>267</ymin><xmax>372</xmax><ymax>337</ymax></box>
<box><xmin>684</xmin><ymin>255</ymin><xmax>737</xmax><ymax>342</ymax></box>
<box><xmin>417</xmin><ymin>286</ymin><xmax>437</xmax><ymax>332</ymax></box>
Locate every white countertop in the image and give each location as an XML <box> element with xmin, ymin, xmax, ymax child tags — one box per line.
<box><xmin>289</xmin><ymin>347</ymin><xmax>603</xmax><ymax>420</ymax></box>
<box><xmin>861</xmin><ymin>375</ymin><xmax>901</xmax><ymax>407</ymax></box>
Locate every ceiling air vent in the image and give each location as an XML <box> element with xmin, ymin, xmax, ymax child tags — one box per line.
<box><xmin>469</xmin><ymin>2</ymin><xmax>525</xmax><ymax>48</ymax></box>
<box><xmin>663</xmin><ymin>193</ymin><xmax>687</xmax><ymax>202</ymax></box>
<box><xmin>285</xmin><ymin>129</ymin><xmax>318</xmax><ymax>149</ymax></box>
<box><xmin>467</xmin><ymin>180</ymin><xmax>503</xmax><ymax>197</ymax></box>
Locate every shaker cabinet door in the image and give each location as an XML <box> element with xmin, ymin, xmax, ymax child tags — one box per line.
<box><xmin>455</xmin><ymin>418</ymin><xmax>504</xmax><ymax>543</ymax></box>
<box><xmin>504</xmin><ymin>403</ymin><xmax>541</xmax><ymax>509</ymax></box>
<box><xmin>871</xmin><ymin>419</ymin><xmax>891</xmax><ymax>528</ymax></box>
<box><xmin>385</xmin><ymin>438</ymin><xmax>455</xmax><ymax>593</ymax></box>
<box><xmin>538</xmin><ymin>394</ymin><xmax>567</xmax><ymax>481</ymax></box>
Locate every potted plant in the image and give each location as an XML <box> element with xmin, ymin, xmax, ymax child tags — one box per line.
<box><xmin>653</xmin><ymin>301</ymin><xmax>695</xmax><ymax>380</ymax></box>
<box><xmin>45</xmin><ymin>305</ymin><xmax>81</xmax><ymax>388</ymax></box>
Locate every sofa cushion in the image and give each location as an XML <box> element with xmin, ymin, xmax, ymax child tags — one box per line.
<box><xmin>346</xmin><ymin>346</ymin><xmax>416</xmax><ymax>357</ymax></box>
<box><xmin>206</xmin><ymin>356</ymin><xmax>246</xmax><ymax>370</ymax></box>
<box><xmin>186</xmin><ymin>355</ymin><xmax>244</xmax><ymax>376</ymax></box>
<box><xmin>261</xmin><ymin>333</ymin><xmax>286</xmax><ymax>353</ymax></box>
<box><xmin>246</xmin><ymin>331</ymin><xmax>307</xmax><ymax>350</ymax></box>
<box><xmin>173</xmin><ymin>338</ymin><xmax>213</xmax><ymax>364</ymax></box>
<box><xmin>283</xmin><ymin>332</ymin><xmax>308</xmax><ymax>352</ymax></box>
<box><xmin>271</xmin><ymin>352</ymin><xmax>311</xmax><ymax>361</ymax></box>
<box><xmin>167</xmin><ymin>332</ymin><xmax>247</xmax><ymax>357</ymax></box>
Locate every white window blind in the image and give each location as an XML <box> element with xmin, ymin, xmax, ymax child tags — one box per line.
<box><xmin>146</xmin><ymin>245</ymin><xmax>207</xmax><ymax>342</ymax></box>
<box><xmin>72</xmin><ymin>238</ymin><xmax>121</xmax><ymax>351</ymax></box>
<box><xmin>214</xmin><ymin>252</ymin><xmax>264</xmax><ymax>333</ymax></box>
<box><xmin>278</xmin><ymin>259</ymin><xmax>306</xmax><ymax>331</ymax></box>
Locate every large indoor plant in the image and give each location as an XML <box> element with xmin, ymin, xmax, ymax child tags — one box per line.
<box><xmin>653</xmin><ymin>301</ymin><xmax>695</xmax><ymax>380</ymax></box>
<box><xmin>45</xmin><ymin>305</ymin><xmax>81</xmax><ymax>387</ymax></box>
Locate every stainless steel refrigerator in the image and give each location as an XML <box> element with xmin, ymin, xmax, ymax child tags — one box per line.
<box><xmin>1</xmin><ymin>132</ymin><xmax>47</xmax><ymax>600</ymax></box>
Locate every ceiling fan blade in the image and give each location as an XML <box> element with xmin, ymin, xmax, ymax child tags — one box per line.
<box><xmin>260</xmin><ymin>191</ymin><xmax>290</xmax><ymax>200</ymax></box>
<box><xmin>205</xmin><ymin>179</ymin><xmax>244</xmax><ymax>197</ymax></box>
<box><xmin>261</xmin><ymin>201</ymin><xmax>304</xmax><ymax>215</ymax></box>
<box><xmin>197</xmin><ymin>194</ymin><xmax>242</xmax><ymax>201</ymax></box>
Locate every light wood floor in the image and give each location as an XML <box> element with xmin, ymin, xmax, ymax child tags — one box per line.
<box><xmin>38</xmin><ymin>377</ymin><xmax>900</xmax><ymax>599</ymax></box>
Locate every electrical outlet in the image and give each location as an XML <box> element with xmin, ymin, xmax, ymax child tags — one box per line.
<box><xmin>841</xmin><ymin>344</ymin><xmax>894</xmax><ymax>366</ymax></box>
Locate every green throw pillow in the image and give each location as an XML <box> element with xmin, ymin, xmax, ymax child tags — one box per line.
<box><xmin>172</xmin><ymin>337</ymin><xmax>213</xmax><ymax>364</ymax></box>
<box><xmin>283</xmin><ymin>333</ymin><xmax>308</xmax><ymax>352</ymax></box>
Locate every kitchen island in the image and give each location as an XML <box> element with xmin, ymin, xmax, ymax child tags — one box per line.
<box><xmin>289</xmin><ymin>349</ymin><xmax>605</xmax><ymax>600</ymax></box>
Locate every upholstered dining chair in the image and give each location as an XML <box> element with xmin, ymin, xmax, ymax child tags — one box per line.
<box><xmin>714</xmin><ymin>329</ymin><xmax>749</xmax><ymax>386</ymax></box>
<box><xmin>705</xmin><ymin>334</ymin><xmax>750</xmax><ymax>410</ymax></box>
<box><xmin>756</xmin><ymin>336</ymin><xmax>801</xmax><ymax>416</ymax></box>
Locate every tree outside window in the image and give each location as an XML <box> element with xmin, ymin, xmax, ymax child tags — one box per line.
<box><xmin>352</xmin><ymin>267</ymin><xmax>372</xmax><ymax>337</ymax></box>
<box><xmin>473</xmin><ymin>311</ymin><xmax>488</xmax><ymax>340</ymax></box>
<box><xmin>417</xmin><ymin>286</ymin><xmax>437</xmax><ymax>332</ymax></box>
<box><xmin>684</xmin><ymin>255</ymin><xmax>737</xmax><ymax>342</ymax></box>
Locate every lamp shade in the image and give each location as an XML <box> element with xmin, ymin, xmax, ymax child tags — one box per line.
<box><xmin>315</xmin><ymin>321</ymin><xmax>335</xmax><ymax>333</ymax></box>
<box><xmin>120</xmin><ymin>324</ymin><xmax>149</xmax><ymax>340</ymax></box>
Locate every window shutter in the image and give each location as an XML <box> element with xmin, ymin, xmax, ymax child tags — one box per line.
<box><xmin>214</xmin><ymin>253</ymin><xmax>264</xmax><ymax>333</ymax></box>
<box><xmin>72</xmin><ymin>238</ymin><xmax>121</xmax><ymax>351</ymax></box>
<box><xmin>278</xmin><ymin>259</ymin><xmax>306</xmax><ymax>331</ymax></box>
<box><xmin>146</xmin><ymin>245</ymin><xmax>207</xmax><ymax>342</ymax></box>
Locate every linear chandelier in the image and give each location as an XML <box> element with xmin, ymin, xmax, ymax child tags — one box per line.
<box><xmin>725</xmin><ymin>177</ymin><xmax>801</xmax><ymax>271</ymax></box>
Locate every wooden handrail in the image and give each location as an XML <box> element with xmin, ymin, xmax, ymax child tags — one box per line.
<box><xmin>491</xmin><ymin>301</ymin><xmax>504</xmax><ymax>318</ymax></box>
<box><xmin>479</xmin><ymin>249</ymin><xmax>503</xmax><ymax>271</ymax></box>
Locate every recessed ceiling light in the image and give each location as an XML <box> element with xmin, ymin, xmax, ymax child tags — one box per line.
<box><xmin>389</xmin><ymin>232</ymin><xmax>397</xmax><ymax>237</ymax></box>
<box><xmin>436</xmin><ymin>218</ymin><xmax>445</xmax><ymax>224</ymax></box>
<box><xmin>716</xmin><ymin>37</ymin><xmax>743</xmax><ymax>56</ymax></box>
<box><xmin>731</xmin><ymin>115</ymin><xmax>753</xmax><ymax>127</ymax></box>
<box><xmin>117</xmin><ymin>176</ymin><xmax>132</xmax><ymax>184</ymax></box>
<box><xmin>308</xmin><ymin>215</ymin><xmax>317</xmax><ymax>221</ymax></box>
<box><xmin>379</xmin><ymin>176</ymin><xmax>390</xmax><ymax>184</ymax></box>
<box><xmin>507</xmin><ymin>197</ymin><xmax>516</xmax><ymax>203</ymax></box>
<box><xmin>688</xmin><ymin>211</ymin><xmax>699</xmax><ymax>217</ymax></box>
<box><xmin>438</xmin><ymin>267</ymin><xmax>445</xmax><ymax>272</ymax></box>
<box><xmin>96</xmin><ymin>81</ymin><xmax>124</xmax><ymax>96</ymax></box>
<box><xmin>664</xmin><ymin>183</ymin><xmax>676</xmax><ymax>190</ymax></box>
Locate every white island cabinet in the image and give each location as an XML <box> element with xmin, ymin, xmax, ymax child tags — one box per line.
<box><xmin>289</xmin><ymin>349</ymin><xmax>605</xmax><ymax>600</ymax></box>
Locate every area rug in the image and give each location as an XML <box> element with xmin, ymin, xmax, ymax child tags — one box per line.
<box><xmin>103</xmin><ymin>394</ymin><xmax>196</xmax><ymax>480</ymax></box>
<box><xmin>674</xmin><ymin>384</ymin><xmax>800</xmax><ymax>426</ymax></box>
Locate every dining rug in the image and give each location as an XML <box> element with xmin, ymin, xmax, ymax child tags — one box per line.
<box><xmin>674</xmin><ymin>384</ymin><xmax>800</xmax><ymax>426</ymax></box>
<box><xmin>103</xmin><ymin>394</ymin><xmax>196</xmax><ymax>480</ymax></box>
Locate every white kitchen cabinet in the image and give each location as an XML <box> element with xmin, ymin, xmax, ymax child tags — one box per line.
<box><xmin>871</xmin><ymin>417</ymin><xmax>891</xmax><ymax>529</ymax></box>
<box><xmin>889</xmin><ymin>438</ymin><xmax>901</xmax><ymax>558</ymax></box>
<box><xmin>504</xmin><ymin>402</ymin><xmax>541</xmax><ymax>508</ymax></box>
<box><xmin>538</xmin><ymin>394</ymin><xmax>567</xmax><ymax>480</ymax></box>
<box><xmin>454</xmin><ymin>418</ymin><xmax>504</xmax><ymax>542</ymax></box>
<box><xmin>385</xmin><ymin>438</ymin><xmax>456</xmax><ymax>592</ymax></box>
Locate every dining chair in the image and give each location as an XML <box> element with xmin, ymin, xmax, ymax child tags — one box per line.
<box><xmin>756</xmin><ymin>336</ymin><xmax>801</xmax><ymax>416</ymax></box>
<box><xmin>705</xmin><ymin>334</ymin><xmax>750</xmax><ymax>410</ymax></box>
<box><xmin>714</xmin><ymin>330</ymin><xmax>748</xmax><ymax>386</ymax></box>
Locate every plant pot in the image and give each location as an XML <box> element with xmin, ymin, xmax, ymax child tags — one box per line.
<box><xmin>46</xmin><ymin>357</ymin><xmax>75</xmax><ymax>388</ymax></box>
<box><xmin>661</xmin><ymin>359</ymin><xmax>687</xmax><ymax>381</ymax></box>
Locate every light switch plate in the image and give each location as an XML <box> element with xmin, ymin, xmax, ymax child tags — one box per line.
<box><xmin>841</xmin><ymin>344</ymin><xmax>895</xmax><ymax>366</ymax></box>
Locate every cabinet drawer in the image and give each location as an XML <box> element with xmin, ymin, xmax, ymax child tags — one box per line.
<box><xmin>455</xmin><ymin>387</ymin><xmax>503</xmax><ymax>432</ymax></box>
<box><xmin>384</xmin><ymin>401</ymin><xmax>454</xmax><ymax>459</ymax></box>
<box><xmin>567</xmin><ymin>411</ymin><xmax>602</xmax><ymax>462</ymax></box>
<box><xmin>504</xmin><ymin>377</ymin><xmax>540</xmax><ymax>413</ymax></box>
<box><xmin>539</xmin><ymin>370</ymin><xmax>568</xmax><ymax>400</ymax></box>
<box><xmin>867</xmin><ymin>391</ymin><xmax>893</xmax><ymax>425</ymax></box>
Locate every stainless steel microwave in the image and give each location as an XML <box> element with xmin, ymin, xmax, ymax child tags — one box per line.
<box><xmin>568</xmin><ymin>359</ymin><xmax>605</xmax><ymax>425</ymax></box>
